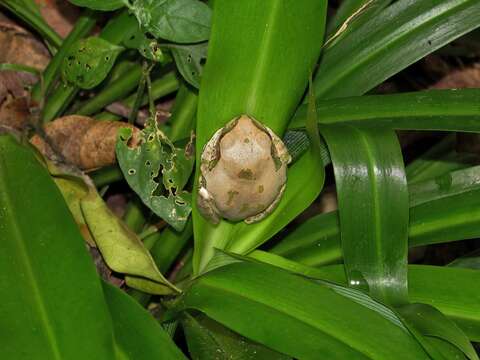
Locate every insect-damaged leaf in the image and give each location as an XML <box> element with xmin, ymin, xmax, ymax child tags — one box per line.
<box><xmin>116</xmin><ymin>120</ymin><xmax>195</xmax><ymax>231</ymax></box>
<box><xmin>171</xmin><ymin>42</ymin><xmax>207</xmax><ymax>89</ymax></box>
<box><xmin>62</xmin><ymin>37</ymin><xmax>123</xmax><ymax>89</ymax></box>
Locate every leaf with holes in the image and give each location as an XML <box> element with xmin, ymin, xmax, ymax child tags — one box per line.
<box><xmin>123</xmin><ymin>28</ymin><xmax>165</xmax><ymax>63</ymax></box>
<box><xmin>61</xmin><ymin>37</ymin><xmax>123</xmax><ymax>89</ymax></box>
<box><xmin>116</xmin><ymin>120</ymin><xmax>195</xmax><ymax>231</ymax></box>
<box><xmin>170</xmin><ymin>43</ymin><xmax>208</xmax><ymax>89</ymax></box>
<box><xmin>131</xmin><ymin>0</ymin><xmax>211</xmax><ymax>43</ymax></box>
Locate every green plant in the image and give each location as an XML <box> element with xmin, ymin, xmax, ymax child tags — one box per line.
<box><xmin>1</xmin><ymin>0</ymin><xmax>480</xmax><ymax>358</ymax></box>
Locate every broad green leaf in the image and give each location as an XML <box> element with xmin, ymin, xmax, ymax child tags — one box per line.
<box><xmin>182</xmin><ymin>312</ymin><xmax>290</xmax><ymax>360</ymax></box>
<box><xmin>272</xmin><ymin>165</ymin><xmax>480</xmax><ymax>266</ymax></box>
<box><xmin>397</xmin><ymin>303</ymin><xmax>478</xmax><ymax>360</ymax></box>
<box><xmin>131</xmin><ymin>0</ymin><xmax>211</xmax><ymax>43</ymax></box>
<box><xmin>326</xmin><ymin>0</ymin><xmax>392</xmax><ymax>36</ymax></box>
<box><xmin>170</xmin><ymin>43</ymin><xmax>208</xmax><ymax>89</ymax></box>
<box><xmin>171</xmin><ymin>261</ymin><xmax>427</xmax><ymax>359</ymax></box>
<box><xmin>80</xmin><ymin>189</ymin><xmax>180</xmax><ymax>295</ymax></box>
<box><xmin>68</xmin><ymin>0</ymin><xmax>126</xmax><ymax>11</ymax></box>
<box><xmin>321</xmin><ymin>125</ymin><xmax>409</xmax><ymax>305</ymax></box>
<box><xmin>116</xmin><ymin>122</ymin><xmax>195</xmax><ymax>231</ymax></box>
<box><xmin>290</xmin><ymin>89</ymin><xmax>480</xmax><ymax>131</ymax></box>
<box><xmin>314</xmin><ymin>0</ymin><xmax>480</xmax><ymax>99</ymax></box>
<box><xmin>318</xmin><ymin>264</ymin><xmax>480</xmax><ymax>342</ymax></box>
<box><xmin>193</xmin><ymin>0</ymin><xmax>327</xmax><ymax>274</ymax></box>
<box><xmin>0</xmin><ymin>134</ymin><xmax>116</xmax><ymax>359</ymax></box>
<box><xmin>102</xmin><ymin>282</ymin><xmax>186</xmax><ymax>359</ymax></box>
<box><xmin>62</xmin><ymin>37</ymin><xmax>123</xmax><ymax>89</ymax></box>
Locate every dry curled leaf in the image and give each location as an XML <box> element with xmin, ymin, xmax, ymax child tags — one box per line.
<box><xmin>431</xmin><ymin>64</ymin><xmax>480</xmax><ymax>89</ymax></box>
<box><xmin>0</xmin><ymin>71</ymin><xmax>38</xmax><ymax>131</ymax></box>
<box><xmin>0</xmin><ymin>19</ymin><xmax>50</xmax><ymax>70</ymax></box>
<box><xmin>30</xmin><ymin>115</ymin><xmax>139</xmax><ymax>170</ymax></box>
<box><xmin>35</xmin><ymin>0</ymin><xmax>80</xmax><ymax>38</ymax></box>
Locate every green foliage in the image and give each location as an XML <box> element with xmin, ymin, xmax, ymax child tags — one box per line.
<box><xmin>68</xmin><ymin>0</ymin><xmax>126</xmax><ymax>11</ymax></box>
<box><xmin>62</xmin><ymin>37</ymin><xmax>123</xmax><ymax>89</ymax></box>
<box><xmin>116</xmin><ymin>121</ymin><xmax>195</xmax><ymax>231</ymax></box>
<box><xmin>170</xmin><ymin>43</ymin><xmax>208</xmax><ymax>88</ymax></box>
<box><xmin>130</xmin><ymin>0</ymin><xmax>211</xmax><ymax>43</ymax></box>
<box><xmin>4</xmin><ymin>0</ymin><xmax>480</xmax><ymax>358</ymax></box>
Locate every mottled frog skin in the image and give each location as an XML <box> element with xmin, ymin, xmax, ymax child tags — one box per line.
<box><xmin>197</xmin><ymin>115</ymin><xmax>291</xmax><ymax>224</ymax></box>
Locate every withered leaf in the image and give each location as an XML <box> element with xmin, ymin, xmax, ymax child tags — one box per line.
<box><xmin>30</xmin><ymin>115</ymin><xmax>139</xmax><ymax>170</ymax></box>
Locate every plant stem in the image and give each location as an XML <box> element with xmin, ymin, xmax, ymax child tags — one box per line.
<box><xmin>95</xmin><ymin>71</ymin><xmax>179</xmax><ymax>121</ymax></box>
<box><xmin>89</xmin><ymin>166</ymin><xmax>124</xmax><ymax>187</ymax></box>
<box><xmin>0</xmin><ymin>0</ymin><xmax>62</xmax><ymax>49</ymax></box>
<box><xmin>75</xmin><ymin>64</ymin><xmax>142</xmax><ymax>115</ymax></box>
<box><xmin>123</xmin><ymin>197</ymin><xmax>146</xmax><ymax>234</ymax></box>
<box><xmin>76</xmin><ymin>64</ymin><xmax>143</xmax><ymax>116</ymax></box>
<box><xmin>128</xmin><ymin>63</ymin><xmax>148</xmax><ymax>124</ymax></box>
<box><xmin>32</xmin><ymin>9</ymin><xmax>98</xmax><ymax>103</ymax></box>
<box><xmin>168</xmin><ymin>83</ymin><xmax>198</xmax><ymax>142</ymax></box>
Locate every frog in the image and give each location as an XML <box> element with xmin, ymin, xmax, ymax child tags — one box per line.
<box><xmin>197</xmin><ymin>114</ymin><xmax>291</xmax><ymax>224</ymax></box>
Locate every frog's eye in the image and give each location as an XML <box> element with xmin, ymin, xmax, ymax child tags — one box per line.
<box><xmin>197</xmin><ymin>115</ymin><xmax>291</xmax><ymax>224</ymax></box>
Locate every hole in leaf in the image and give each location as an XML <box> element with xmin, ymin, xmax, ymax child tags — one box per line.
<box><xmin>200</xmin><ymin>58</ymin><xmax>206</xmax><ymax>65</ymax></box>
<box><xmin>147</xmin><ymin>134</ymin><xmax>155</xmax><ymax>142</ymax></box>
<box><xmin>187</xmin><ymin>55</ymin><xmax>192</xmax><ymax>63</ymax></box>
<box><xmin>145</xmin><ymin>160</ymin><xmax>151</xmax><ymax>166</ymax></box>
<box><xmin>105</xmin><ymin>56</ymin><xmax>110</xmax><ymax>61</ymax></box>
<box><xmin>175</xmin><ymin>199</ymin><xmax>186</xmax><ymax>206</ymax></box>
<box><xmin>128</xmin><ymin>169</ymin><xmax>136</xmax><ymax>175</ymax></box>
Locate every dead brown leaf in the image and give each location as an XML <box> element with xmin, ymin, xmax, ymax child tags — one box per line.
<box><xmin>0</xmin><ymin>19</ymin><xmax>50</xmax><ymax>70</ymax></box>
<box><xmin>431</xmin><ymin>64</ymin><xmax>480</xmax><ymax>89</ymax></box>
<box><xmin>0</xmin><ymin>71</ymin><xmax>39</xmax><ymax>130</ymax></box>
<box><xmin>30</xmin><ymin>115</ymin><xmax>139</xmax><ymax>170</ymax></box>
<box><xmin>34</xmin><ymin>0</ymin><xmax>80</xmax><ymax>38</ymax></box>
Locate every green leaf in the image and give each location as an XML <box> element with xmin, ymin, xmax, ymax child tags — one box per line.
<box><xmin>102</xmin><ymin>281</ymin><xmax>186</xmax><ymax>359</ymax></box>
<box><xmin>193</xmin><ymin>0</ymin><xmax>327</xmax><ymax>274</ymax></box>
<box><xmin>182</xmin><ymin>312</ymin><xmax>290</xmax><ymax>360</ymax></box>
<box><xmin>314</xmin><ymin>0</ymin><xmax>480</xmax><ymax>99</ymax></box>
<box><xmin>272</xmin><ymin>165</ymin><xmax>480</xmax><ymax>266</ymax></box>
<box><xmin>68</xmin><ymin>0</ymin><xmax>126</xmax><ymax>11</ymax></box>
<box><xmin>131</xmin><ymin>0</ymin><xmax>211</xmax><ymax>43</ymax></box>
<box><xmin>0</xmin><ymin>134</ymin><xmax>116</xmax><ymax>359</ymax></box>
<box><xmin>326</xmin><ymin>0</ymin><xmax>392</xmax><ymax>36</ymax></box>
<box><xmin>171</xmin><ymin>260</ymin><xmax>427</xmax><ymax>359</ymax></box>
<box><xmin>62</xmin><ymin>36</ymin><xmax>123</xmax><ymax>89</ymax></box>
<box><xmin>321</xmin><ymin>126</ymin><xmax>409</xmax><ymax>305</ymax></box>
<box><xmin>397</xmin><ymin>303</ymin><xmax>478</xmax><ymax>360</ymax></box>
<box><xmin>290</xmin><ymin>89</ymin><xmax>480</xmax><ymax>131</ymax></box>
<box><xmin>123</xmin><ymin>28</ymin><xmax>165</xmax><ymax>62</ymax></box>
<box><xmin>318</xmin><ymin>264</ymin><xmax>480</xmax><ymax>342</ymax></box>
<box><xmin>80</xmin><ymin>188</ymin><xmax>180</xmax><ymax>295</ymax></box>
<box><xmin>116</xmin><ymin>122</ymin><xmax>195</xmax><ymax>231</ymax></box>
<box><xmin>170</xmin><ymin>43</ymin><xmax>208</xmax><ymax>89</ymax></box>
